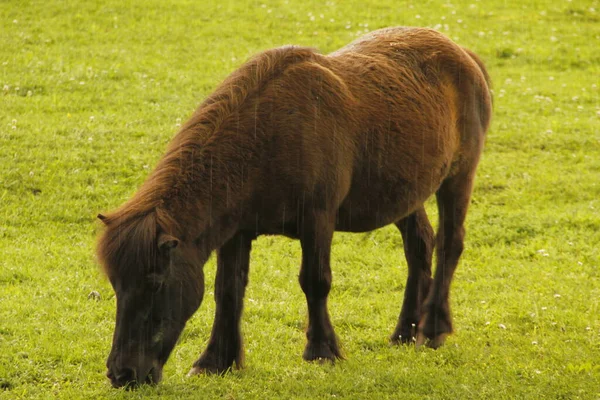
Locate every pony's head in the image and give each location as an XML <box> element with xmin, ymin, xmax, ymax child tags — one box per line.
<box><xmin>97</xmin><ymin>211</ymin><xmax>206</xmax><ymax>388</ymax></box>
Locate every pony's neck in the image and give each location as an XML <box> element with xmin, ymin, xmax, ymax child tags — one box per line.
<box><xmin>155</xmin><ymin>132</ymin><xmax>244</xmax><ymax>246</ymax></box>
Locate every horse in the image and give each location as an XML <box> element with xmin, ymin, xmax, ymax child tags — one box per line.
<box><xmin>97</xmin><ymin>26</ymin><xmax>492</xmax><ymax>388</ymax></box>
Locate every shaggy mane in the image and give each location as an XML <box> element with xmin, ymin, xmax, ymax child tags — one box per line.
<box><xmin>97</xmin><ymin>46</ymin><xmax>318</xmax><ymax>277</ymax></box>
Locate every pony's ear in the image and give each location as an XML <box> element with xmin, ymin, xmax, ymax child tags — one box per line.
<box><xmin>157</xmin><ymin>232</ymin><xmax>179</xmax><ymax>252</ymax></box>
<box><xmin>97</xmin><ymin>214</ymin><xmax>108</xmax><ymax>225</ymax></box>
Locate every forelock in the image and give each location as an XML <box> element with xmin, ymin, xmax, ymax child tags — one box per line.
<box><xmin>97</xmin><ymin>211</ymin><xmax>159</xmax><ymax>280</ymax></box>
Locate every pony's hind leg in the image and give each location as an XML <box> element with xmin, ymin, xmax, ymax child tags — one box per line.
<box><xmin>299</xmin><ymin>209</ymin><xmax>342</xmax><ymax>362</ymax></box>
<box><xmin>417</xmin><ymin>170</ymin><xmax>477</xmax><ymax>349</ymax></box>
<box><xmin>189</xmin><ymin>231</ymin><xmax>254</xmax><ymax>375</ymax></box>
<box><xmin>390</xmin><ymin>207</ymin><xmax>434</xmax><ymax>344</ymax></box>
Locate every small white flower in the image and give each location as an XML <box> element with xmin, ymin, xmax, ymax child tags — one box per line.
<box><xmin>554</xmin><ymin>294</ymin><xmax>561</xmax><ymax>298</ymax></box>
<box><xmin>532</xmin><ymin>341</ymin><xmax>538</xmax><ymax>345</ymax></box>
<box><xmin>498</xmin><ymin>324</ymin><xmax>506</xmax><ymax>329</ymax></box>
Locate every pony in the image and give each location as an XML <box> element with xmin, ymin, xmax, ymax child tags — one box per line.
<box><xmin>97</xmin><ymin>27</ymin><xmax>492</xmax><ymax>387</ymax></box>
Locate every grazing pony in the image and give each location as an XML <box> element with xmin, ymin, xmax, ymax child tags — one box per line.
<box><xmin>97</xmin><ymin>27</ymin><xmax>492</xmax><ymax>388</ymax></box>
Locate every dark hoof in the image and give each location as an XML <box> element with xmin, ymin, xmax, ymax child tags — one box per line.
<box><xmin>189</xmin><ymin>351</ymin><xmax>238</xmax><ymax>376</ymax></box>
<box><xmin>390</xmin><ymin>323</ymin><xmax>417</xmax><ymax>345</ymax></box>
<box><xmin>302</xmin><ymin>339</ymin><xmax>342</xmax><ymax>362</ymax></box>
<box><xmin>416</xmin><ymin>311</ymin><xmax>452</xmax><ymax>349</ymax></box>
<box><xmin>415</xmin><ymin>332</ymin><xmax>448</xmax><ymax>349</ymax></box>
<box><xmin>390</xmin><ymin>334</ymin><xmax>416</xmax><ymax>345</ymax></box>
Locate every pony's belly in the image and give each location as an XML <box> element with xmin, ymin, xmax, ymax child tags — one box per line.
<box><xmin>332</xmin><ymin>142</ymin><xmax>453</xmax><ymax>232</ymax></box>
<box><xmin>334</xmin><ymin>188</ymin><xmax>431</xmax><ymax>232</ymax></box>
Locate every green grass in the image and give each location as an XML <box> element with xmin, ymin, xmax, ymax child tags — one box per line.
<box><xmin>1</xmin><ymin>0</ymin><xmax>599</xmax><ymax>398</ymax></box>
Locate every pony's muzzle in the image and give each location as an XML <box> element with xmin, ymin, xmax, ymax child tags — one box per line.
<box><xmin>106</xmin><ymin>361</ymin><xmax>161</xmax><ymax>388</ymax></box>
<box><xmin>106</xmin><ymin>366</ymin><xmax>137</xmax><ymax>388</ymax></box>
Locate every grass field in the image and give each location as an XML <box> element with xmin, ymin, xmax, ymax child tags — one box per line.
<box><xmin>1</xmin><ymin>0</ymin><xmax>599</xmax><ymax>398</ymax></box>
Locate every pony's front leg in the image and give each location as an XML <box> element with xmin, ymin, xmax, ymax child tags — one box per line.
<box><xmin>299</xmin><ymin>210</ymin><xmax>342</xmax><ymax>362</ymax></box>
<box><xmin>189</xmin><ymin>231</ymin><xmax>254</xmax><ymax>375</ymax></box>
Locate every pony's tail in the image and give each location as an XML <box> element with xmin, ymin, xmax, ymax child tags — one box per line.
<box><xmin>462</xmin><ymin>48</ymin><xmax>492</xmax><ymax>97</ymax></box>
<box><xmin>462</xmin><ymin>47</ymin><xmax>493</xmax><ymax>132</ymax></box>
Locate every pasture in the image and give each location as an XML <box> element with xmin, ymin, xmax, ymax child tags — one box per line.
<box><xmin>1</xmin><ymin>0</ymin><xmax>599</xmax><ymax>398</ymax></box>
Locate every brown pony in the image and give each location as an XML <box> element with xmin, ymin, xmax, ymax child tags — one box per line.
<box><xmin>97</xmin><ymin>27</ymin><xmax>491</xmax><ymax>388</ymax></box>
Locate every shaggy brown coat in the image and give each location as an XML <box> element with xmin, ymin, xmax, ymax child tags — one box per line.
<box><xmin>98</xmin><ymin>27</ymin><xmax>491</xmax><ymax>387</ymax></box>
